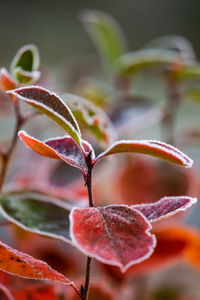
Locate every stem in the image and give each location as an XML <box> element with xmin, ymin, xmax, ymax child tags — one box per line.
<box><xmin>82</xmin><ymin>163</ymin><xmax>94</xmax><ymax>300</ymax></box>
<box><xmin>162</xmin><ymin>73</ymin><xmax>181</xmax><ymax>145</ymax></box>
<box><xmin>0</xmin><ymin>105</ymin><xmax>23</xmax><ymax>192</ymax></box>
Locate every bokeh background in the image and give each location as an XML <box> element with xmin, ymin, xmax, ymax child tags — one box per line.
<box><xmin>1</xmin><ymin>0</ymin><xmax>200</xmax><ymax>67</ymax></box>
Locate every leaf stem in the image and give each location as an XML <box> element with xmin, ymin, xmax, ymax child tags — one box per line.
<box><xmin>162</xmin><ymin>72</ymin><xmax>181</xmax><ymax>145</ymax></box>
<box><xmin>83</xmin><ymin>161</ymin><xmax>94</xmax><ymax>300</ymax></box>
<box><xmin>0</xmin><ymin>104</ymin><xmax>24</xmax><ymax>192</ymax></box>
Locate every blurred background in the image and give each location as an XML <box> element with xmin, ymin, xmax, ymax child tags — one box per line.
<box><xmin>1</xmin><ymin>0</ymin><xmax>200</xmax><ymax>67</ymax></box>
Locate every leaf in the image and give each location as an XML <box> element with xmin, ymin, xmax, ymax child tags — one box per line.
<box><xmin>0</xmin><ymin>240</ymin><xmax>72</xmax><ymax>285</ymax></box>
<box><xmin>0</xmin><ymin>68</ymin><xmax>16</xmax><ymax>91</ymax></box>
<box><xmin>133</xmin><ymin>196</ymin><xmax>197</xmax><ymax>222</ymax></box>
<box><xmin>10</xmin><ymin>44</ymin><xmax>40</xmax><ymax>85</ymax></box>
<box><xmin>8</xmin><ymin>86</ymin><xmax>82</xmax><ymax>146</ymax></box>
<box><xmin>70</xmin><ymin>205</ymin><xmax>156</xmax><ymax>272</ymax></box>
<box><xmin>0</xmin><ymin>283</ymin><xmax>14</xmax><ymax>300</ymax></box>
<box><xmin>80</xmin><ymin>10</ymin><xmax>127</xmax><ymax>67</ymax></box>
<box><xmin>94</xmin><ymin>140</ymin><xmax>193</xmax><ymax>168</ymax></box>
<box><xmin>62</xmin><ymin>93</ymin><xmax>115</xmax><ymax>147</ymax></box>
<box><xmin>117</xmin><ymin>49</ymin><xmax>183</xmax><ymax>75</ymax></box>
<box><xmin>18</xmin><ymin>130</ymin><xmax>94</xmax><ymax>179</ymax></box>
<box><xmin>68</xmin><ymin>283</ymin><xmax>115</xmax><ymax>300</ymax></box>
<box><xmin>12</xmin><ymin>284</ymin><xmax>57</xmax><ymax>300</ymax></box>
<box><xmin>0</xmin><ymin>192</ymin><xmax>72</xmax><ymax>243</ymax></box>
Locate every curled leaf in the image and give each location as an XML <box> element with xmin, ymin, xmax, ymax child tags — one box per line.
<box><xmin>8</xmin><ymin>86</ymin><xmax>81</xmax><ymax>146</ymax></box>
<box><xmin>18</xmin><ymin>130</ymin><xmax>94</xmax><ymax>178</ymax></box>
<box><xmin>10</xmin><ymin>44</ymin><xmax>40</xmax><ymax>85</ymax></box>
<box><xmin>133</xmin><ymin>196</ymin><xmax>197</xmax><ymax>222</ymax></box>
<box><xmin>117</xmin><ymin>49</ymin><xmax>183</xmax><ymax>75</ymax></box>
<box><xmin>70</xmin><ymin>205</ymin><xmax>156</xmax><ymax>272</ymax></box>
<box><xmin>0</xmin><ymin>192</ymin><xmax>73</xmax><ymax>243</ymax></box>
<box><xmin>0</xmin><ymin>240</ymin><xmax>72</xmax><ymax>285</ymax></box>
<box><xmin>81</xmin><ymin>10</ymin><xmax>127</xmax><ymax>68</ymax></box>
<box><xmin>62</xmin><ymin>93</ymin><xmax>115</xmax><ymax>147</ymax></box>
<box><xmin>94</xmin><ymin>140</ymin><xmax>193</xmax><ymax>168</ymax></box>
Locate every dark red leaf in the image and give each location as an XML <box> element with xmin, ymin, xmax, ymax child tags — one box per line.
<box><xmin>8</xmin><ymin>86</ymin><xmax>81</xmax><ymax>146</ymax></box>
<box><xmin>133</xmin><ymin>196</ymin><xmax>197</xmax><ymax>222</ymax></box>
<box><xmin>70</xmin><ymin>205</ymin><xmax>156</xmax><ymax>272</ymax></box>
<box><xmin>94</xmin><ymin>140</ymin><xmax>193</xmax><ymax>168</ymax></box>
<box><xmin>18</xmin><ymin>130</ymin><xmax>95</xmax><ymax>179</ymax></box>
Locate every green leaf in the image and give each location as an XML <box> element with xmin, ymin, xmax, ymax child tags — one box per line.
<box><xmin>0</xmin><ymin>193</ymin><xmax>72</xmax><ymax>243</ymax></box>
<box><xmin>10</xmin><ymin>45</ymin><xmax>40</xmax><ymax>85</ymax></box>
<box><xmin>117</xmin><ymin>49</ymin><xmax>182</xmax><ymax>75</ymax></box>
<box><xmin>80</xmin><ymin>10</ymin><xmax>127</xmax><ymax>68</ymax></box>
<box><xmin>62</xmin><ymin>93</ymin><xmax>116</xmax><ymax>147</ymax></box>
<box><xmin>7</xmin><ymin>86</ymin><xmax>82</xmax><ymax>146</ymax></box>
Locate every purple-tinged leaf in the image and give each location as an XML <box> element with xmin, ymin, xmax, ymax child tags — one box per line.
<box><xmin>133</xmin><ymin>196</ymin><xmax>197</xmax><ymax>222</ymax></box>
<box><xmin>18</xmin><ymin>131</ymin><xmax>94</xmax><ymax>178</ymax></box>
<box><xmin>70</xmin><ymin>205</ymin><xmax>156</xmax><ymax>272</ymax></box>
<box><xmin>8</xmin><ymin>86</ymin><xmax>82</xmax><ymax>146</ymax></box>
<box><xmin>62</xmin><ymin>93</ymin><xmax>116</xmax><ymax>148</ymax></box>
<box><xmin>94</xmin><ymin>140</ymin><xmax>193</xmax><ymax>168</ymax></box>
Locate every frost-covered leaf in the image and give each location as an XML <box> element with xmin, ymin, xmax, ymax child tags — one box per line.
<box><xmin>0</xmin><ymin>68</ymin><xmax>16</xmax><ymax>91</ymax></box>
<box><xmin>94</xmin><ymin>140</ymin><xmax>193</xmax><ymax>168</ymax></box>
<box><xmin>133</xmin><ymin>196</ymin><xmax>197</xmax><ymax>222</ymax></box>
<box><xmin>117</xmin><ymin>49</ymin><xmax>182</xmax><ymax>75</ymax></box>
<box><xmin>70</xmin><ymin>205</ymin><xmax>156</xmax><ymax>272</ymax></box>
<box><xmin>0</xmin><ymin>192</ymin><xmax>72</xmax><ymax>243</ymax></box>
<box><xmin>18</xmin><ymin>131</ymin><xmax>94</xmax><ymax>179</ymax></box>
<box><xmin>0</xmin><ymin>240</ymin><xmax>72</xmax><ymax>285</ymax></box>
<box><xmin>62</xmin><ymin>93</ymin><xmax>115</xmax><ymax>147</ymax></box>
<box><xmin>81</xmin><ymin>10</ymin><xmax>127</xmax><ymax>67</ymax></box>
<box><xmin>10</xmin><ymin>45</ymin><xmax>40</xmax><ymax>85</ymax></box>
<box><xmin>8</xmin><ymin>86</ymin><xmax>81</xmax><ymax>146</ymax></box>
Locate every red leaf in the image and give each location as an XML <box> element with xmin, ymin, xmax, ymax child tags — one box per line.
<box><xmin>0</xmin><ymin>68</ymin><xmax>16</xmax><ymax>91</ymax></box>
<box><xmin>12</xmin><ymin>284</ymin><xmax>57</xmax><ymax>300</ymax></box>
<box><xmin>0</xmin><ymin>283</ymin><xmax>14</xmax><ymax>300</ymax></box>
<box><xmin>133</xmin><ymin>196</ymin><xmax>197</xmax><ymax>222</ymax></box>
<box><xmin>70</xmin><ymin>205</ymin><xmax>156</xmax><ymax>272</ymax></box>
<box><xmin>68</xmin><ymin>283</ymin><xmax>115</xmax><ymax>300</ymax></box>
<box><xmin>94</xmin><ymin>140</ymin><xmax>193</xmax><ymax>167</ymax></box>
<box><xmin>19</xmin><ymin>130</ymin><xmax>95</xmax><ymax>179</ymax></box>
<box><xmin>0</xmin><ymin>240</ymin><xmax>73</xmax><ymax>286</ymax></box>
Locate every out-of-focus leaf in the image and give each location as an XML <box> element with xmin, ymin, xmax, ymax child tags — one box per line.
<box><xmin>133</xmin><ymin>196</ymin><xmax>197</xmax><ymax>222</ymax></box>
<box><xmin>70</xmin><ymin>205</ymin><xmax>156</xmax><ymax>272</ymax></box>
<box><xmin>8</xmin><ymin>86</ymin><xmax>82</xmax><ymax>146</ymax></box>
<box><xmin>18</xmin><ymin>131</ymin><xmax>94</xmax><ymax>179</ymax></box>
<box><xmin>172</xmin><ymin>64</ymin><xmax>200</xmax><ymax>81</ymax></box>
<box><xmin>0</xmin><ymin>240</ymin><xmax>73</xmax><ymax>285</ymax></box>
<box><xmin>75</xmin><ymin>77</ymin><xmax>112</xmax><ymax>106</ymax></box>
<box><xmin>146</xmin><ymin>35</ymin><xmax>196</xmax><ymax>62</ymax></box>
<box><xmin>0</xmin><ymin>192</ymin><xmax>72</xmax><ymax>243</ymax></box>
<box><xmin>117</xmin><ymin>49</ymin><xmax>183</xmax><ymax>75</ymax></box>
<box><xmin>94</xmin><ymin>140</ymin><xmax>193</xmax><ymax>168</ymax></box>
<box><xmin>68</xmin><ymin>283</ymin><xmax>115</xmax><ymax>300</ymax></box>
<box><xmin>80</xmin><ymin>10</ymin><xmax>127</xmax><ymax>67</ymax></box>
<box><xmin>186</xmin><ymin>89</ymin><xmax>200</xmax><ymax>103</ymax></box>
<box><xmin>62</xmin><ymin>93</ymin><xmax>115</xmax><ymax>148</ymax></box>
<box><xmin>0</xmin><ymin>283</ymin><xmax>14</xmax><ymax>300</ymax></box>
<box><xmin>12</xmin><ymin>284</ymin><xmax>57</xmax><ymax>300</ymax></box>
<box><xmin>0</xmin><ymin>68</ymin><xmax>16</xmax><ymax>91</ymax></box>
<box><xmin>10</xmin><ymin>44</ymin><xmax>40</xmax><ymax>85</ymax></box>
